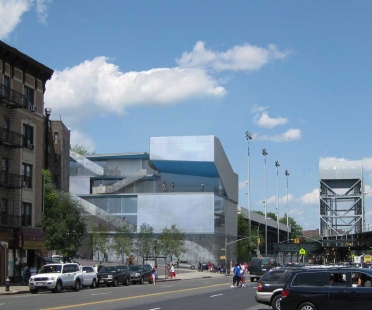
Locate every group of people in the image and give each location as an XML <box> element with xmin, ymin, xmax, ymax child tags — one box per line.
<box><xmin>231</xmin><ymin>263</ymin><xmax>247</xmax><ymax>288</ymax></box>
<box><xmin>162</xmin><ymin>182</ymin><xmax>175</xmax><ymax>192</ymax></box>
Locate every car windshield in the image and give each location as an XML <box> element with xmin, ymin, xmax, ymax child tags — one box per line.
<box><xmin>129</xmin><ymin>266</ymin><xmax>143</xmax><ymax>272</ymax></box>
<box><xmin>100</xmin><ymin>266</ymin><xmax>116</xmax><ymax>273</ymax></box>
<box><xmin>39</xmin><ymin>265</ymin><xmax>62</xmax><ymax>273</ymax></box>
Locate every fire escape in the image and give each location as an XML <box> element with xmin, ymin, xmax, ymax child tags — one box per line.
<box><xmin>0</xmin><ymin>83</ymin><xmax>28</xmax><ymax>228</ymax></box>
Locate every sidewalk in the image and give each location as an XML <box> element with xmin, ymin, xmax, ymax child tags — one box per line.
<box><xmin>0</xmin><ymin>270</ymin><xmax>228</xmax><ymax>296</ymax></box>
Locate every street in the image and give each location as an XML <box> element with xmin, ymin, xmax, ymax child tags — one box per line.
<box><xmin>0</xmin><ymin>276</ymin><xmax>270</xmax><ymax>310</ymax></box>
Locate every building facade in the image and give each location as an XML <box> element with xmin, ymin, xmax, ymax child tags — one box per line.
<box><xmin>70</xmin><ymin>135</ymin><xmax>239</xmax><ymax>265</ymax></box>
<box><xmin>0</xmin><ymin>40</ymin><xmax>53</xmax><ymax>284</ymax></box>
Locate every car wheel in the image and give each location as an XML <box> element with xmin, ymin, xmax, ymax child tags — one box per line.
<box><xmin>250</xmin><ymin>277</ymin><xmax>255</xmax><ymax>282</ymax></box>
<box><xmin>52</xmin><ymin>281</ymin><xmax>62</xmax><ymax>293</ymax></box>
<box><xmin>191</xmin><ymin>266</ymin><xmax>195</xmax><ymax>270</ymax></box>
<box><xmin>298</xmin><ymin>302</ymin><xmax>317</xmax><ymax>310</ymax></box>
<box><xmin>30</xmin><ymin>289</ymin><xmax>39</xmax><ymax>294</ymax></box>
<box><xmin>123</xmin><ymin>277</ymin><xmax>129</xmax><ymax>286</ymax></box>
<box><xmin>140</xmin><ymin>276</ymin><xmax>144</xmax><ymax>285</ymax></box>
<box><xmin>113</xmin><ymin>278</ymin><xmax>118</xmax><ymax>287</ymax></box>
<box><xmin>271</xmin><ymin>294</ymin><xmax>282</xmax><ymax>310</ymax></box>
<box><xmin>90</xmin><ymin>279</ymin><xmax>97</xmax><ymax>289</ymax></box>
<box><xmin>73</xmin><ymin>280</ymin><xmax>81</xmax><ymax>291</ymax></box>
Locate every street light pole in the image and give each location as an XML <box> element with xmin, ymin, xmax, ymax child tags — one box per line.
<box><xmin>285</xmin><ymin>170</ymin><xmax>290</xmax><ymax>242</ymax></box>
<box><xmin>262</xmin><ymin>149</ymin><xmax>268</xmax><ymax>255</ymax></box>
<box><xmin>257</xmin><ymin>217</ymin><xmax>271</xmax><ymax>256</ymax></box>
<box><xmin>275</xmin><ymin>161</ymin><xmax>280</xmax><ymax>243</ymax></box>
<box><xmin>245</xmin><ymin>132</ymin><xmax>253</xmax><ymax>236</ymax></box>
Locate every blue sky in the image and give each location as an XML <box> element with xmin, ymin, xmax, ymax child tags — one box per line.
<box><xmin>2</xmin><ymin>0</ymin><xmax>372</xmax><ymax>230</ymax></box>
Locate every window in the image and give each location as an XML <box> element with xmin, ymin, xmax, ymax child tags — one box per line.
<box><xmin>3</xmin><ymin>76</ymin><xmax>10</xmax><ymax>100</ymax></box>
<box><xmin>54</xmin><ymin>132</ymin><xmax>58</xmax><ymax>143</ymax></box>
<box><xmin>329</xmin><ymin>272</ymin><xmax>347</xmax><ymax>287</ymax></box>
<box><xmin>23</xmin><ymin>86</ymin><xmax>34</xmax><ymax>109</ymax></box>
<box><xmin>292</xmin><ymin>272</ymin><xmax>326</xmax><ymax>287</ymax></box>
<box><xmin>22</xmin><ymin>163</ymin><xmax>33</xmax><ymax>188</ymax></box>
<box><xmin>1</xmin><ymin>199</ymin><xmax>8</xmax><ymax>225</ymax></box>
<box><xmin>22</xmin><ymin>124</ymin><xmax>34</xmax><ymax>148</ymax></box>
<box><xmin>21</xmin><ymin>202</ymin><xmax>32</xmax><ymax>226</ymax></box>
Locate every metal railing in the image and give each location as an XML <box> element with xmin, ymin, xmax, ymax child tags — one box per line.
<box><xmin>0</xmin><ymin>214</ymin><xmax>21</xmax><ymax>227</ymax></box>
<box><xmin>0</xmin><ymin>83</ymin><xmax>26</xmax><ymax>108</ymax></box>
<box><xmin>0</xmin><ymin>127</ymin><xmax>24</xmax><ymax>147</ymax></box>
<box><xmin>0</xmin><ymin>171</ymin><xmax>23</xmax><ymax>188</ymax></box>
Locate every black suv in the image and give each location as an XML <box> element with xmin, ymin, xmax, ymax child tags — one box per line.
<box><xmin>281</xmin><ymin>267</ymin><xmax>372</xmax><ymax>310</ymax></box>
<box><xmin>128</xmin><ymin>264</ymin><xmax>153</xmax><ymax>284</ymax></box>
<box><xmin>250</xmin><ymin>257</ymin><xmax>277</xmax><ymax>282</ymax></box>
<box><xmin>97</xmin><ymin>265</ymin><xmax>130</xmax><ymax>287</ymax></box>
<box><xmin>255</xmin><ymin>267</ymin><xmax>303</xmax><ymax>310</ymax></box>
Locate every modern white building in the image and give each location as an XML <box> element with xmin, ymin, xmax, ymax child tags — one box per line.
<box><xmin>70</xmin><ymin>136</ymin><xmax>238</xmax><ymax>265</ymax></box>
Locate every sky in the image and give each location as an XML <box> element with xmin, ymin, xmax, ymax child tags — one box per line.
<box><xmin>2</xmin><ymin>0</ymin><xmax>372</xmax><ymax>230</ymax></box>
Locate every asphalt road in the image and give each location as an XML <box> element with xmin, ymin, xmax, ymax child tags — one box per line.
<box><xmin>0</xmin><ymin>276</ymin><xmax>271</xmax><ymax>310</ymax></box>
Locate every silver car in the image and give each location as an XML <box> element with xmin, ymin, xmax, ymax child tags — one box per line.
<box><xmin>172</xmin><ymin>260</ymin><xmax>195</xmax><ymax>270</ymax></box>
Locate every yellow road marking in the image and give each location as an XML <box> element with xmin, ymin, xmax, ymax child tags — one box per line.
<box><xmin>41</xmin><ymin>283</ymin><xmax>229</xmax><ymax>310</ymax></box>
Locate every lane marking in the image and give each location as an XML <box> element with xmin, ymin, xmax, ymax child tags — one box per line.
<box><xmin>91</xmin><ymin>292</ymin><xmax>111</xmax><ymax>296</ymax></box>
<box><xmin>149</xmin><ymin>308</ymin><xmax>161</xmax><ymax>310</ymax></box>
<box><xmin>41</xmin><ymin>283</ymin><xmax>230</xmax><ymax>310</ymax></box>
<box><xmin>210</xmin><ymin>294</ymin><xmax>223</xmax><ymax>297</ymax></box>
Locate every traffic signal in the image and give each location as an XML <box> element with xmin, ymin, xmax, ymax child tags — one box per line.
<box><xmin>294</xmin><ymin>238</ymin><xmax>300</xmax><ymax>244</ymax></box>
<box><xmin>257</xmin><ymin>238</ymin><xmax>261</xmax><ymax>244</ymax></box>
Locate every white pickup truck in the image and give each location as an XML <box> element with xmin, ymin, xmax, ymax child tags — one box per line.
<box><xmin>29</xmin><ymin>263</ymin><xmax>84</xmax><ymax>294</ymax></box>
<box><xmin>80</xmin><ymin>265</ymin><xmax>98</xmax><ymax>288</ymax></box>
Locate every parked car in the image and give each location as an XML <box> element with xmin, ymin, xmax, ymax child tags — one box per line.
<box><xmin>280</xmin><ymin>267</ymin><xmax>372</xmax><ymax>310</ymax></box>
<box><xmin>96</xmin><ymin>265</ymin><xmax>130</xmax><ymax>287</ymax></box>
<box><xmin>255</xmin><ymin>267</ymin><xmax>303</xmax><ymax>310</ymax></box>
<box><xmin>128</xmin><ymin>264</ymin><xmax>153</xmax><ymax>284</ymax></box>
<box><xmin>29</xmin><ymin>263</ymin><xmax>83</xmax><ymax>294</ymax></box>
<box><xmin>172</xmin><ymin>260</ymin><xmax>196</xmax><ymax>270</ymax></box>
<box><xmin>80</xmin><ymin>265</ymin><xmax>98</xmax><ymax>288</ymax></box>
<box><xmin>200</xmin><ymin>262</ymin><xmax>218</xmax><ymax>272</ymax></box>
<box><xmin>250</xmin><ymin>257</ymin><xmax>277</xmax><ymax>282</ymax></box>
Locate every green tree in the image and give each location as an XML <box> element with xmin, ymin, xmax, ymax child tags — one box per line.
<box><xmin>41</xmin><ymin>170</ymin><xmax>87</xmax><ymax>260</ymax></box>
<box><xmin>235</xmin><ymin>213</ymin><xmax>257</xmax><ymax>262</ymax></box>
<box><xmin>136</xmin><ymin>223</ymin><xmax>154</xmax><ymax>259</ymax></box>
<box><xmin>111</xmin><ymin>224</ymin><xmax>134</xmax><ymax>263</ymax></box>
<box><xmin>71</xmin><ymin>144</ymin><xmax>96</xmax><ymax>155</ymax></box>
<box><xmin>91</xmin><ymin>222</ymin><xmax>109</xmax><ymax>262</ymax></box>
<box><xmin>158</xmin><ymin>225</ymin><xmax>186</xmax><ymax>262</ymax></box>
<box><xmin>279</xmin><ymin>214</ymin><xmax>303</xmax><ymax>238</ymax></box>
<box><xmin>267</xmin><ymin>212</ymin><xmax>277</xmax><ymax>221</ymax></box>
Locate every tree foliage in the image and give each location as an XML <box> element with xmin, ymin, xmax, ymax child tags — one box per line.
<box><xmin>71</xmin><ymin>144</ymin><xmax>96</xmax><ymax>155</ymax></box>
<box><xmin>111</xmin><ymin>224</ymin><xmax>134</xmax><ymax>263</ymax></box>
<box><xmin>158</xmin><ymin>224</ymin><xmax>186</xmax><ymax>261</ymax></box>
<box><xmin>279</xmin><ymin>214</ymin><xmax>303</xmax><ymax>238</ymax></box>
<box><xmin>41</xmin><ymin>170</ymin><xmax>87</xmax><ymax>260</ymax></box>
<box><xmin>235</xmin><ymin>213</ymin><xmax>256</xmax><ymax>262</ymax></box>
<box><xmin>135</xmin><ymin>223</ymin><xmax>154</xmax><ymax>258</ymax></box>
<box><xmin>91</xmin><ymin>222</ymin><xmax>109</xmax><ymax>262</ymax></box>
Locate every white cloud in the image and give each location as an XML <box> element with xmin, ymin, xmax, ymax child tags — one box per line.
<box><xmin>0</xmin><ymin>0</ymin><xmax>32</xmax><ymax>39</ymax></box>
<box><xmin>299</xmin><ymin>188</ymin><xmax>319</xmax><ymax>205</ymax></box>
<box><xmin>266</xmin><ymin>194</ymin><xmax>294</xmax><ymax>205</ymax></box>
<box><xmin>177</xmin><ymin>41</ymin><xmax>289</xmax><ymax>71</ymax></box>
<box><xmin>45</xmin><ymin>56</ymin><xmax>226</xmax><ymax>125</ymax></box>
<box><xmin>70</xmin><ymin>129</ymin><xmax>96</xmax><ymax>153</ymax></box>
<box><xmin>253</xmin><ymin>129</ymin><xmax>301</xmax><ymax>142</ymax></box>
<box><xmin>253</xmin><ymin>112</ymin><xmax>288</xmax><ymax>128</ymax></box>
<box><xmin>252</xmin><ymin>104</ymin><xmax>268</xmax><ymax>113</ymax></box>
<box><xmin>239</xmin><ymin>180</ymin><xmax>248</xmax><ymax>190</ymax></box>
<box><xmin>36</xmin><ymin>0</ymin><xmax>51</xmax><ymax>23</ymax></box>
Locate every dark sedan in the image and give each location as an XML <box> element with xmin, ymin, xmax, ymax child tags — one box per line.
<box><xmin>281</xmin><ymin>267</ymin><xmax>372</xmax><ymax>310</ymax></box>
<box><xmin>128</xmin><ymin>264</ymin><xmax>153</xmax><ymax>284</ymax></box>
<box><xmin>97</xmin><ymin>265</ymin><xmax>130</xmax><ymax>287</ymax></box>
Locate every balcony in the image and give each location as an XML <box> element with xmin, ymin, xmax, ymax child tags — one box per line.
<box><xmin>0</xmin><ymin>127</ymin><xmax>24</xmax><ymax>148</ymax></box>
<box><xmin>0</xmin><ymin>214</ymin><xmax>21</xmax><ymax>227</ymax></box>
<box><xmin>0</xmin><ymin>83</ymin><xmax>26</xmax><ymax>109</ymax></box>
<box><xmin>0</xmin><ymin>171</ymin><xmax>23</xmax><ymax>188</ymax></box>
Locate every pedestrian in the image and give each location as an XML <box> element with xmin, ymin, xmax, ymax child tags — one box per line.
<box><xmin>21</xmin><ymin>264</ymin><xmax>30</xmax><ymax>285</ymax></box>
<box><xmin>162</xmin><ymin>182</ymin><xmax>167</xmax><ymax>192</ymax></box>
<box><xmin>201</xmin><ymin>183</ymin><xmax>204</xmax><ymax>192</ymax></box>
<box><xmin>169</xmin><ymin>264</ymin><xmax>176</xmax><ymax>278</ymax></box>
<box><xmin>171</xmin><ymin>182</ymin><xmax>174</xmax><ymax>192</ymax></box>
<box><xmin>103</xmin><ymin>252</ymin><xmax>108</xmax><ymax>262</ymax></box>
<box><xmin>231</xmin><ymin>264</ymin><xmax>241</xmax><ymax>288</ymax></box>
<box><xmin>98</xmin><ymin>262</ymin><xmax>103</xmax><ymax>272</ymax></box>
<box><xmin>176</xmin><ymin>258</ymin><xmax>180</xmax><ymax>268</ymax></box>
<box><xmin>152</xmin><ymin>263</ymin><xmax>157</xmax><ymax>285</ymax></box>
<box><xmin>198</xmin><ymin>261</ymin><xmax>202</xmax><ymax>272</ymax></box>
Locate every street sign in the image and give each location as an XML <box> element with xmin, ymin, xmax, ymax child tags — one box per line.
<box><xmin>299</xmin><ymin>248</ymin><xmax>306</xmax><ymax>255</ymax></box>
<box><xmin>221</xmin><ymin>248</ymin><xmax>226</xmax><ymax>251</ymax></box>
<box><xmin>220</xmin><ymin>256</ymin><xmax>226</xmax><ymax>260</ymax></box>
